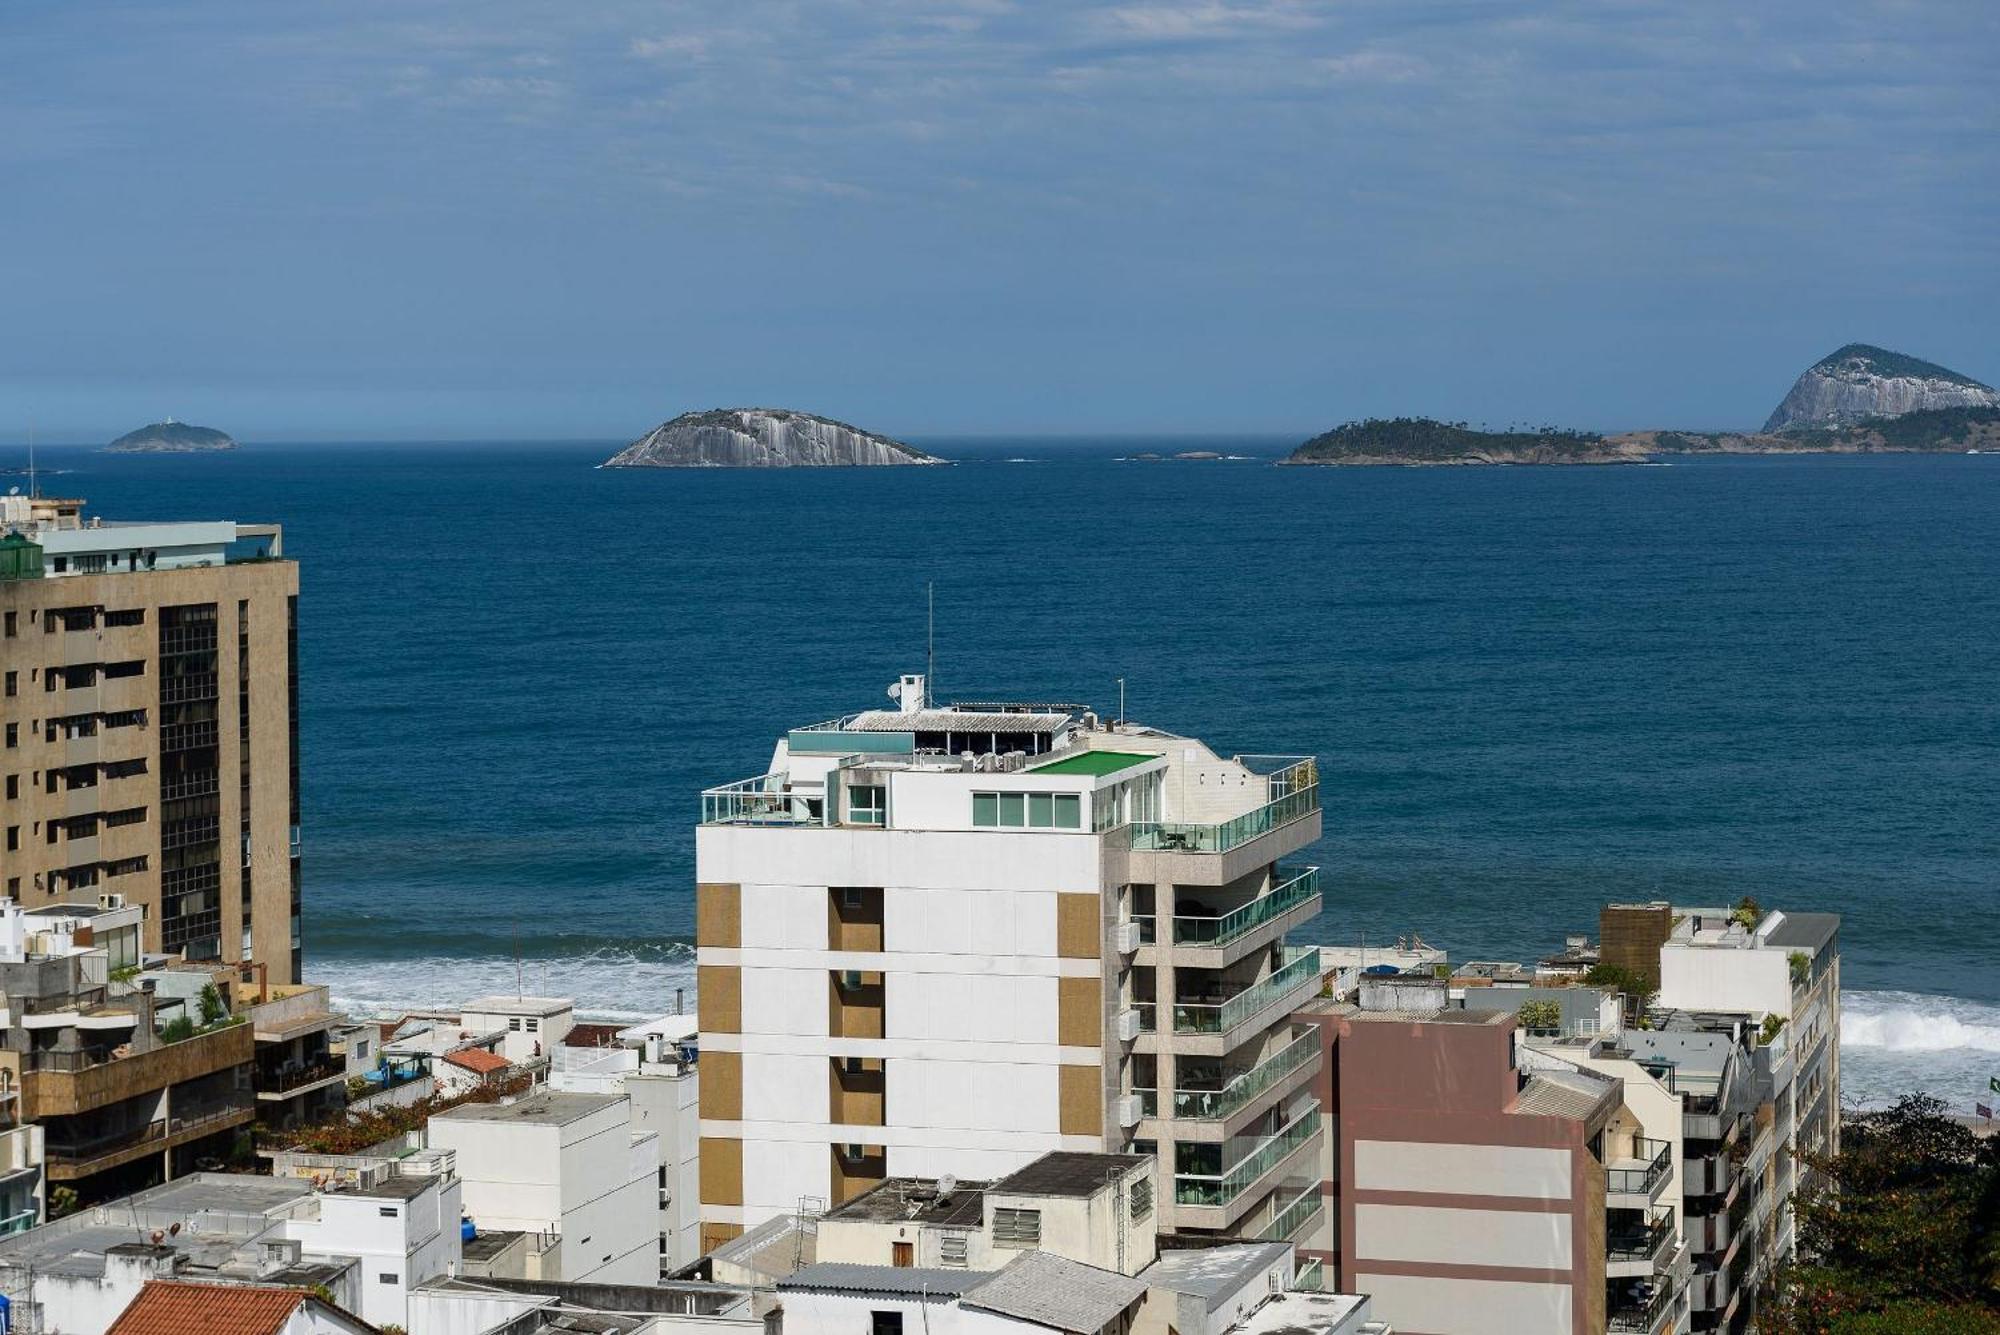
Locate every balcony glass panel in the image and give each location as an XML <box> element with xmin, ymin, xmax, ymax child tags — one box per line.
<box><xmin>1130</xmin><ymin>758</ymin><xmax>1317</xmax><ymax>853</ymax></box>
<box><xmin>1172</xmin><ymin>867</ymin><xmax>1320</xmax><ymax>947</ymax></box>
<box><xmin>1260</xmin><ymin>1184</ymin><xmax>1323</xmax><ymax>1242</ymax></box>
<box><xmin>1173</xmin><ymin>1104</ymin><xmax>1318</xmax><ymax>1207</ymax></box>
<box><xmin>1173</xmin><ymin>1030</ymin><xmax>1318</xmax><ymax>1120</ymax></box>
<box><xmin>1173</xmin><ymin>949</ymin><xmax>1320</xmax><ymax>1034</ymax></box>
<box><xmin>1607</xmin><ymin>1137</ymin><xmax>1672</xmax><ymax>1196</ymax></box>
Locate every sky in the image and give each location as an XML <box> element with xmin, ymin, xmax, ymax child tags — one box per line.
<box><xmin>2</xmin><ymin>0</ymin><xmax>1995</xmax><ymax>441</ymax></box>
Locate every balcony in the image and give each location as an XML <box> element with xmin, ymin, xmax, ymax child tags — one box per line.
<box><xmin>1173</xmin><ymin>1103</ymin><xmax>1320</xmax><ymax>1218</ymax></box>
<box><xmin>22</xmin><ymin>1022</ymin><xmax>253</xmax><ymax>1120</ymax></box>
<box><xmin>1172</xmin><ymin>949</ymin><xmax>1321</xmax><ymax>1040</ymax></box>
<box><xmin>1607</xmin><ymin>1213</ymin><xmax>1677</xmax><ymax>1278</ymax></box>
<box><xmin>701</xmin><ymin>775</ymin><xmax>820</xmax><ymax>826</ymax></box>
<box><xmin>1130</xmin><ymin>758</ymin><xmax>1318</xmax><ymax>855</ymax></box>
<box><xmin>0</xmin><ymin>1208</ymin><xmax>37</xmax><ymax>1236</ymax></box>
<box><xmin>1293</xmin><ymin>1257</ymin><xmax>1323</xmax><ymax>1292</ymax></box>
<box><xmin>1608</xmin><ymin>1279</ymin><xmax>1677</xmax><ymax>1334</ymax></box>
<box><xmin>1169</xmin><ymin>867</ymin><xmax>1322</xmax><ymax>951</ymax></box>
<box><xmin>1606</xmin><ymin>1137</ymin><xmax>1672</xmax><ymax>1208</ymax></box>
<box><xmin>1683</xmin><ymin>1152</ymin><xmax>1730</xmax><ymax>1198</ymax></box>
<box><xmin>256</xmin><ymin>1058</ymin><xmax>346</xmax><ymax>1099</ymax></box>
<box><xmin>1259</xmin><ymin>1183</ymin><xmax>1324</xmax><ymax>1244</ymax></box>
<box><xmin>1172</xmin><ymin>1030</ymin><xmax>1320</xmax><ymax>1124</ymax></box>
<box><xmin>45</xmin><ymin>1100</ymin><xmax>254</xmax><ymax>1180</ymax></box>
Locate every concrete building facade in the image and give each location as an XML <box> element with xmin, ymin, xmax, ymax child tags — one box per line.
<box><xmin>0</xmin><ymin>496</ymin><xmax>301</xmax><ymax>980</ymax></box>
<box><xmin>694</xmin><ymin>677</ymin><xmax>1323</xmax><ymax>1258</ymax></box>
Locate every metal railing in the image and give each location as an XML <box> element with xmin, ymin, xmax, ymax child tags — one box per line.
<box><xmin>1608</xmin><ymin>1280</ymin><xmax>1676</xmax><ymax>1333</ymax></box>
<box><xmin>1173</xmin><ymin>949</ymin><xmax>1321</xmax><ymax>1034</ymax></box>
<box><xmin>1607</xmin><ymin>1137</ymin><xmax>1672</xmax><ymax>1197</ymax></box>
<box><xmin>1173</xmin><ymin>867</ymin><xmax>1320</xmax><ymax>947</ymax></box>
<box><xmin>1173</xmin><ymin>1030</ymin><xmax>1318</xmax><ymax>1120</ymax></box>
<box><xmin>1609</xmin><ymin>1213</ymin><xmax>1676</xmax><ymax>1266</ymax></box>
<box><xmin>1130</xmin><ymin>758</ymin><xmax>1318</xmax><ymax>854</ymax></box>
<box><xmin>700</xmin><ymin>775</ymin><xmax>820</xmax><ymax>826</ymax></box>
<box><xmin>262</xmin><ymin>1058</ymin><xmax>344</xmax><ymax>1094</ymax></box>
<box><xmin>1260</xmin><ymin>1183</ymin><xmax>1323</xmax><ymax>1242</ymax></box>
<box><xmin>1173</xmin><ymin>1104</ymin><xmax>1319</xmax><ymax>1207</ymax></box>
<box><xmin>1293</xmin><ymin>1257</ymin><xmax>1323</xmax><ymax>1292</ymax></box>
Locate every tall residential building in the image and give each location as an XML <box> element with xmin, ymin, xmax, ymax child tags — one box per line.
<box><xmin>695</xmin><ymin>675</ymin><xmax>1325</xmax><ymax>1259</ymax></box>
<box><xmin>0</xmin><ymin>495</ymin><xmax>301</xmax><ymax>979</ymax></box>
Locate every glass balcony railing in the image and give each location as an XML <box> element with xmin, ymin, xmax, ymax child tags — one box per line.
<box><xmin>1260</xmin><ymin>1183</ymin><xmax>1323</xmax><ymax>1242</ymax></box>
<box><xmin>1173</xmin><ymin>1030</ymin><xmax>1318</xmax><ymax>1120</ymax></box>
<box><xmin>1173</xmin><ymin>949</ymin><xmax>1321</xmax><ymax>1034</ymax></box>
<box><xmin>1607</xmin><ymin>1138</ymin><xmax>1672</xmax><ymax>1197</ymax></box>
<box><xmin>701</xmin><ymin>775</ymin><xmax>820</xmax><ymax>826</ymax></box>
<box><xmin>1293</xmin><ymin>1257</ymin><xmax>1323</xmax><ymax>1292</ymax></box>
<box><xmin>1173</xmin><ymin>867</ymin><xmax>1321</xmax><ymax>947</ymax></box>
<box><xmin>1135</xmin><ymin>1089</ymin><xmax>1159</xmax><ymax>1118</ymax></box>
<box><xmin>1609</xmin><ymin>1213</ymin><xmax>1676</xmax><ymax>1267</ymax></box>
<box><xmin>1173</xmin><ymin>1104</ymin><xmax>1319</xmax><ymax>1207</ymax></box>
<box><xmin>1608</xmin><ymin>1279</ymin><xmax>1677</xmax><ymax>1333</ymax></box>
<box><xmin>1130</xmin><ymin>758</ymin><xmax>1318</xmax><ymax>854</ymax></box>
<box><xmin>0</xmin><ymin>1208</ymin><xmax>36</xmax><ymax>1236</ymax></box>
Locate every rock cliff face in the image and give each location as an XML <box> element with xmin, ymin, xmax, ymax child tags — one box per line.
<box><xmin>106</xmin><ymin>420</ymin><xmax>236</xmax><ymax>452</ymax></box>
<box><xmin>1763</xmin><ymin>344</ymin><xmax>1999</xmax><ymax>432</ymax></box>
<box><xmin>602</xmin><ymin>409</ymin><xmax>941</xmax><ymax>468</ymax></box>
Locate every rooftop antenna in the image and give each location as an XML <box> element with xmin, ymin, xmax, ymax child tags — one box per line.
<box><xmin>1117</xmin><ymin>677</ymin><xmax>1126</xmax><ymax>728</ymax></box>
<box><xmin>514</xmin><ymin>920</ymin><xmax>524</xmax><ymax>1002</ymax></box>
<box><xmin>925</xmin><ymin>581</ymin><xmax>935</xmax><ymax>706</ymax></box>
<box><xmin>27</xmin><ymin>420</ymin><xmax>36</xmax><ymax>500</ymax></box>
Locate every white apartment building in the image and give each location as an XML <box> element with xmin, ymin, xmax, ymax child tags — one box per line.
<box><xmin>695</xmin><ymin>676</ymin><xmax>1325</xmax><ymax>1254</ymax></box>
<box><xmin>429</xmin><ymin>1089</ymin><xmax>660</xmax><ymax>1284</ymax></box>
<box><xmin>549</xmin><ymin>1016</ymin><xmax>703</xmax><ymax>1276</ymax></box>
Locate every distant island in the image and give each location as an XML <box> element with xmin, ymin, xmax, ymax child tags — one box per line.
<box><xmin>602</xmin><ymin>408</ymin><xmax>943</xmax><ymax>468</ymax></box>
<box><xmin>1282</xmin><ymin>418</ymin><xmax>1648</xmax><ymax>467</ymax></box>
<box><xmin>1284</xmin><ymin>344</ymin><xmax>1999</xmax><ymax>466</ymax></box>
<box><xmin>106</xmin><ymin>420</ymin><xmax>237</xmax><ymax>453</ymax></box>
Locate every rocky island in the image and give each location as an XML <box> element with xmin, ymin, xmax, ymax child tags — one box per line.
<box><xmin>1761</xmin><ymin>343</ymin><xmax>1999</xmax><ymax>432</ymax></box>
<box><xmin>602</xmin><ymin>408</ymin><xmax>942</xmax><ymax>468</ymax></box>
<box><xmin>106</xmin><ymin>419</ymin><xmax>237</xmax><ymax>453</ymax></box>
<box><xmin>1281</xmin><ymin>418</ymin><xmax>1649</xmax><ymax>467</ymax></box>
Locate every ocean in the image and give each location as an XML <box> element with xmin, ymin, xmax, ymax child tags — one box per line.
<box><xmin>28</xmin><ymin>439</ymin><xmax>2000</xmax><ymax>1113</ymax></box>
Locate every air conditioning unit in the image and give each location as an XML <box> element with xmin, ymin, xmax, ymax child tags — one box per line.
<box><xmin>1114</xmin><ymin>1095</ymin><xmax>1144</xmax><ymax>1127</ymax></box>
<box><xmin>1113</xmin><ymin>922</ymin><xmax>1143</xmax><ymax>954</ymax></box>
<box><xmin>1114</xmin><ymin>1008</ymin><xmax>1143</xmax><ymax>1043</ymax></box>
<box><xmin>98</xmin><ymin>893</ymin><xmax>126</xmax><ymax>910</ymax></box>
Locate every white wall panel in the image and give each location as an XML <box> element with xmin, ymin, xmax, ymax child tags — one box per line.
<box><xmin>1351</xmin><ymin>1272</ymin><xmax>1570</xmax><ymax>1335</ymax></box>
<box><xmin>739</xmin><ymin>884</ymin><xmax>828</xmax><ymax>950</ymax></box>
<box><xmin>1355</xmin><ymin>1203</ymin><xmax>1571</xmax><ymax>1270</ymax></box>
<box><xmin>740</xmin><ymin>967</ymin><xmax>828</xmax><ymax>1037</ymax></box>
<box><xmin>744</xmin><ymin>1138</ymin><xmax>830</xmax><ymax>1218</ymax></box>
<box><xmin>1354</xmin><ymin>1140</ymin><xmax>1571</xmax><ymax>1200</ymax></box>
<box><xmin>743</xmin><ymin>1053</ymin><xmax>830</xmax><ymax>1123</ymax></box>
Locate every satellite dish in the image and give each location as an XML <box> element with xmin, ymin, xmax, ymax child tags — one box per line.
<box><xmin>937</xmin><ymin>1173</ymin><xmax>957</xmax><ymax>1200</ymax></box>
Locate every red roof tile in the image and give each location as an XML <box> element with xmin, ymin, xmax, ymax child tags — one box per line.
<box><xmin>109</xmin><ymin>1281</ymin><xmax>309</xmax><ymax>1335</ymax></box>
<box><xmin>563</xmin><ymin>1023</ymin><xmax>624</xmax><ymax>1049</ymax></box>
<box><xmin>444</xmin><ymin>1048</ymin><xmax>511</xmax><ymax>1075</ymax></box>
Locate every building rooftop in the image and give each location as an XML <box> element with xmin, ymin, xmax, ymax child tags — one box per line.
<box><xmin>780</xmin><ymin>1262</ymin><xmax>986</xmax><ymax>1298</ymax></box>
<box><xmin>1139</xmin><ymin>1242</ymin><xmax>1293</xmax><ymax>1307</ymax></box>
<box><xmin>1029</xmin><ymin>750</ymin><xmax>1154</xmax><ymax>777</ymax></box>
<box><xmin>708</xmin><ymin>1211</ymin><xmax>814</xmax><ymax>1282</ymax></box>
<box><xmin>1513</xmin><ymin>1069</ymin><xmax>1621</xmax><ymax>1123</ymax></box>
<box><xmin>961</xmin><ymin>1251</ymin><xmax>1148</xmax><ymax>1334</ymax></box>
<box><xmin>432</xmin><ymin>1090</ymin><xmax>619</xmax><ymax>1126</ymax></box>
<box><xmin>107</xmin><ymin>1281</ymin><xmax>329</xmax><ymax>1335</ymax></box>
<box><xmin>442</xmin><ymin>1049</ymin><xmax>513</xmax><ymax>1076</ymax></box>
<box><xmin>462</xmin><ymin>1229</ymin><xmax>524</xmax><ymax>1264</ymax></box>
<box><xmin>1763</xmin><ymin>911</ymin><xmax>1840</xmax><ymax>954</ymax></box>
<box><xmin>0</xmin><ymin>1176</ymin><xmax>340</xmax><ymax>1283</ymax></box>
<box><xmin>461</xmin><ymin>995</ymin><xmax>574</xmax><ymax>1016</ymax></box>
<box><xmin>824</xmin><ymin>1177</ymin><xmax>990</xmax><ymax>1228</ymax></box>
<box><xmin>989</xmin><ymin>1152</ymin><xmax>1150</xmax><ymax>1199</ymax></box>
<box><xmin>1232</xmin><ymin>1291</ymin><xmax>1378</xmax><ymax>1335</ymax></box>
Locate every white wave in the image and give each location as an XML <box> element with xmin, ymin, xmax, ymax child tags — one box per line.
<box><xmin>307</xmin><ymin>946</ymin><xmax>696</xmax><ymax>1024</ymax></box>
<box><xmin>1839</xmin><ymin>990</ymin><xmax>2000</xmax><ymax>1115</ymax></box>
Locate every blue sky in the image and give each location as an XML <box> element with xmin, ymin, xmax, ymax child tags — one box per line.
<box><xmin>3</xmin><ymin>0</ymin><xmax>1995</xmax><ymax>440</ymax></box>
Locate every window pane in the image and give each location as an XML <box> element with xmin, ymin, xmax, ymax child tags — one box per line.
<box><xmin>998</xmin><ymin>793</ymin><xmax>1025</xmax><ymax>827</ymax></box>
<box><xmin>1028</xmin><ymin>794</ymin><xmax>1053</xmax><ymax>827</ymax></box>
<box><xmin>1053</xmin><ymin>794</ymin><xmax>1081</xmax><ymax>828</ymax></box>
<box><xmin>972</xmin><ymin>793</ymin><xmax>997</xmax><ymax>826</ymax></box>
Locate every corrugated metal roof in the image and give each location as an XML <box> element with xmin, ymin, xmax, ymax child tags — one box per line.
<box><xmin>1764</xmin><ymin>911</ymin><xmax>1839</xmax><ymax>952</ymax></box>
<box><xmin>1512</xmin><ymin>1070</ymin><xmax>1619</xmax><ymax>1122</ymax></box>
<box><xmin>780</xmin><ymin>1262</ymin><xmax>985</xmax><ymax>1297</ymax></box>
<box><xmin>837</xmin><ymin>709</ymin><xmax>1072</xmax><ymax>733</ymax></box>
<box><xmin>962</xmin><ymin>1252</ymin><xmax>1147</xmax><ymax>1333</ymax></box>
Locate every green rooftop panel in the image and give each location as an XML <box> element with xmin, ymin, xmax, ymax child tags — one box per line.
<box><xmin>1031</xmin><ymin>750</ymin><xmax>1154</xmax><ymax>777</ymax></box>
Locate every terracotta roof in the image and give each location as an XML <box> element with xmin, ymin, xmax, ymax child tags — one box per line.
<box><xmin>444</xmin><ymin>1048</ymin><xmax>512</xmax><ymax>1075</ymax></box>
<box><xmin>109</xmin><ymin>1281</ymin><xmax>310</xmax><ymax>1335</ymax></box>
<box><xmin>563</xmin><ymin>1022</ymin><xmax>624</xmax><ymax>1049</ymax></box>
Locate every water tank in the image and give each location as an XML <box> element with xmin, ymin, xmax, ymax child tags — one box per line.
<box><xmin>461</xmin><ymin>1218</ymin><xmax>477</xmax><ymax>1243</ymax></box>
<box><xmin>0</xmin><ymin>534</ymin><xmax>42</xmax><ymax>583</ymax></box>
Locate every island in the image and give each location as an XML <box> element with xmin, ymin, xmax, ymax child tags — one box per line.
<box><xmin>1281</xmin><ymin>418</ymin><xmax>1649</xmax><ymax>467</ymax></box>
<box><xmin>1762</xmin><ymin>343</ymin><xmax>1998</xmax><ymax>432</ymax></box>
<box><xmin>106</xmin><ymin>420</ymin><xmax>237</xmax><ymax>453</ymax></box>
<box><xmin>1611</xmin><ymin>407</ymin><xmax>2000</xmax><ymax>456</ymax></box>
<box><xmin>602</xmin><ymin>408</ymin><xmax>943</xmax><ymax>468</ymax></box>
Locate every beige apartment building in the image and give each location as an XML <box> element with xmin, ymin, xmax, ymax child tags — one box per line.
<box><xmin>0</xmin><ymin>495</ymin><xmax>301</xmax><ymax>979</ymax></box>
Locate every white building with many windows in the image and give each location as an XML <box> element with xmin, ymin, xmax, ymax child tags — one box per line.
<box><xmin>694</xmin><ymin>676</ymin><xmax>1325</xmax><ymax>1259</ymax></box>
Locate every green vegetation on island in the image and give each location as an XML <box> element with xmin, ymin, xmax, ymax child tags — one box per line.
<box><xmin>106</xmin><ymin>420</ymin><xmax>237</xmax><ymax>452</ymax></box>
<box><xmin>1810</xmin><ymin>343</ymin><xmax>1992</xmax><ymax>390</ymax></box>
<box><xmin>1283</xmin><ymin>417</ymin><xmax>1648</xmax><ymax>467</ymax></box>
<box><xmin>1617</xmin><ymin>406</ymin><xmax>2000</xmax><ymax>457</ymax></box>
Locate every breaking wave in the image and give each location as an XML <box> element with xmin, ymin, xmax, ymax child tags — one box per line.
<box><xmin>308</xmin><ymin>942</ymin><xmax>696</xmax><ymax>1023</ymax></box>
<box><xmin>1840</xmin><ymin>990</ymin><xmax>2000</xmax><ymax>1114</ymax></box>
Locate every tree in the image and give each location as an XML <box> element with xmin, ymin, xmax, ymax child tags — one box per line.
<box><xmin>159</xmin><ymin>1015</ymin><xmax>196</xmax><ymax>1044</ymax></box>
<box><xmin>198</xmin><ymin>983</ymin><xmax>228</xmax><ymax>1027</ymax></box>
<box><xmin>1516</xmin><ymin>1000</ymin><xmax>1562</xmax><ymax>1032</ymax></box>
<box><xmin>1732</xmin><ymin>895</ymin><xmax>1764</xmax><ymax>930</ymax></box>
<box><xmin>1762</xmin><ymin>1094</ymin><xmax>2000</xmax><ymax>1333</ymax></box>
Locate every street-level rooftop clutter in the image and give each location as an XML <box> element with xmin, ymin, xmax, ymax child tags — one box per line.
<box><xmin>1138</xmin><ymin>1242</ymin><xmax>1295</xmax><ymax>1335</ymax></box>
<box><xmin>410</xmin><ymin>1274</ymin><xmax>760</xmax><ymax>1335</ymax></box>
<box><xmin>780</xmin><ymin>1250</ymin><xmax>1149</xmax><ymax>1335</ymax></box>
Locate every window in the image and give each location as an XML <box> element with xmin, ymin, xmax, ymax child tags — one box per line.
<box><xmin>974</xmin><ymin>791</ymin><xmax>1083</xmax><ymax>830</ymax></box>
<box><xmin>4</xmin><ymin>724</ymin><xmax>14</xmax><ymax>748</ymax></box>
<box><xmin>508</xmin><ymin>1017</ymin><xmax>522</xmax><ymax>1031</ymax></box>
<box><xmin>50</xmin><ymin>557</ymin><xmax>67</xmax><ymax>574</ymax></box>
<box><xmin>4</xmin><ymin>827</ymin><xmax>15</xmax><ymax>852</ymax></box>
<box><xmin>870</xmin><ymin>1315</ymin><xmax>904</xmax><ymax>1335</ymax></box>
<box><xmin>1053</xmin><ymin>794</ymin><xmax>1081</xmax><ymax>828</ymax></box>
<box><xmin>972</xmin><ymin>793</ymin><xmax>997</xmax><ymax>827</ymax></box>
<box><xmin>992</xmin><ymin>1207</ymin><xmax>1041</xmax><ymax>1247</ymax></box>
<box><xmin>4</xmin><ymin>776</ymin><xmax>14</xmax><ymax>800</ymax></box>
<box><xmin>77</xmin><ymin>554</ymin><xmax>107</xmax><ymax>574</ymax></box>
<box><xmin>997</xmin><ymin>792</ymin><xmax>1025</xmax><ymax>827</ymax></box>
<box><xmin>841</xmin><ymin>887</ymin><xmax>864</xmax><ymax>909</ymax></box>
<box><xmin>848</xmin><ymin>784</ymin><xmax>885</xmax><ymax>826</ymax></box>
<box><xmin>3</xmin><ymin>671</ymin><xmax>13</xmax><ymax>696</ymax></box>
<box><xmin>104</xmin><ymin>608</ymin><xmax>145</xmax><ymax>627</ymax></box>
<box><xmin>1129</xmin><ymin>1176</ymin><xmax>1154</xmax><ymax>1221</ymax></box>
<box><xmin>938</xmin><ymin>1233</ymin><xmax>968</xmax><ymax>1267</ymax></box>
<box><xmin>2</xmin><ymin>611</ymin><xmax>12</xmax><ymax>637</ymax></box>
<box><xmin>1029</xmin><ymin>793</ymin><xmax>1052</xmax><ymax>826</ymax></box>
<box><xmin>378</xmin><ymin>1206</ymin><xmax>399</xmax><ymax>1218</ymax></box>
<box><xmin>525</xmin><ymin>1017</ymin><xmax>539</xmax><ymax>1033</ymax></box>
<box><xmin>379</xmin><ymin>1273</ymin><xmax>397</xmax><ymax>1285</ymax></box>
<box><xmin>839</xmin><ymin>970</ymin><xmax>864</xmax><ymax>990</ymax></box>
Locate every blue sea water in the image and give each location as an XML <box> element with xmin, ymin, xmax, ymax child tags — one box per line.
<box><xmin>28</xmin><ymin>440</ymin><xmax>2000</xmax><ymax>1110</ymax></box>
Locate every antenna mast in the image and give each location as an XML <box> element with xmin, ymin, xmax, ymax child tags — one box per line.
<box><xmin>925</xmin><ymin>582</ymin><xmax>935</xmax><ymax>707</ymax></box>
<box><xmin>27</xmin><ymin>421</ymin><xmax>36</xmax><ymax>500</ymax></box>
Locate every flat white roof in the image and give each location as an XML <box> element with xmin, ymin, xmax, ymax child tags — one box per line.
<box><xmin>461</xmin><ymin>995</ymin><xmax>573</xmax><ymax>1016</ymax></box>
<box><xmin>617</xmin><ymin>1014</ymin><xmax>698</xmax><ymax>1044</ymax></box>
